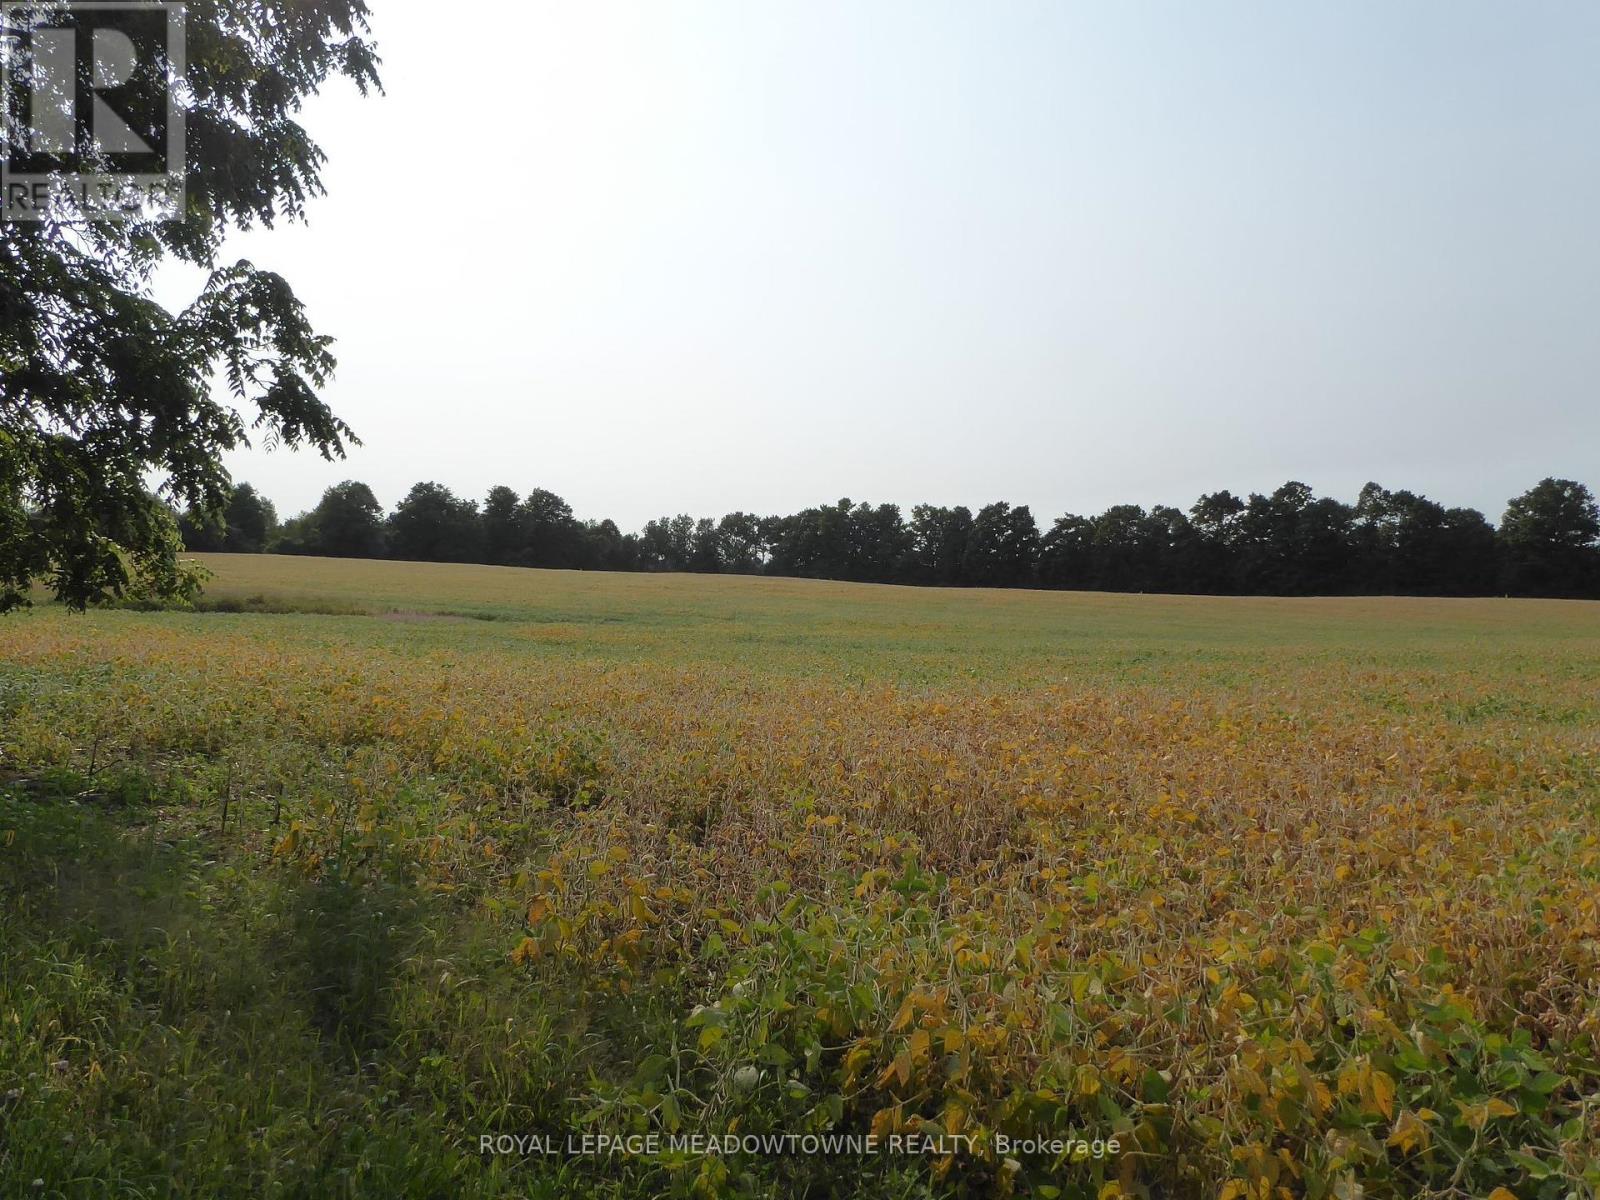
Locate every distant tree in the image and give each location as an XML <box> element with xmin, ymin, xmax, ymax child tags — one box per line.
<box><xmin>689</xmin><ymin>519</ymin><xmax>723</xmax><ymax>573</ymax></box>
<box><xmin>387</xmin><ymin>482</ymin><xmax>482</xmax><ymax>563</ymax></box>
<box><xmin>903</xmin><ymin>505</ymin><xmax>973</xmax><ymax>585</ymax></box>
<box><xmin>1232</xmin><ymin>482</ymin><xmax>1352</xmax><ymax>594</ymax></box>
<box><xmin>1351</xmin><ymin>483</ymin><xmax>1496</xmax><ymax>595</ymax></box>
<box><xmin>222</xmin><ymin>485</ymin><xmax>280</xmax><ymax>554</ymax></box>
<box><xmin>192</xmin><ymin>475</ymin><xmax>1597</xmax><ymax>598</ymax></box>
<box><xmin>482</xmin><ymin>486</ymin><xmax>523</xmax><ymax>566</ymax></box>
<box><xmin>638</xmin><ymin>518</ymin><xmax>670</xmax><ymax>570</ymax></box>
<box><xmin>1190</xmin><ymin>490</ymin><xmax>1246</xmax><ymax>544</ymax></box>
<box><xmin>962</xmin><ymin>503</ymin><xmax>1039</xmax><ymax>587</ymax></box>
<box><xmin>1038</xmin><ymin>514</ymin><xmax>1094</xmax><ymax>589</ymax></box>
<box><xmin>812</xmin><ymin>499</ymin><xmax>856</xmax><ymax>579</ymax></box>
<box><xmin>1150</xmin><ymin>505</ymin><xmax>1205</xmax><ymax>593</ymax></box>
<box><xmin>1294</xmin><ymin>496</ymin><xmax>1356</xmax><ymax>594</ymax></box>
<box><xmin>1188</xmin><ymin>491</ymin><xmax>1246</xmax><ymax>592</ymax></box>
<box><xmin>1437</xmin><ymin>507</ymin><xmax>1499</xmax><ymax>595</ymax></box>
<box><xmin>667</xmin><ymin>514</ymin><xmax>697</xmax><ymax>571</ymax></box>
<box><xmin>185</xmin><ymin>482</ymin><xmax>279</xmax><ymax>553</ymax></box>
<box><xmin>1236</xmin><ymin>483</ymin><xmax>1304</xmax><ymax>593</ymax></box>
<box><xmin>1089</xmin><ymin>505</ymin><xmax>1161</xmax><ymax>592</ymax></box>
<box><xmin>640</xmin><ymin>515</ymin><xmax>695</xmax><ymax>571</ymax></box>
<box><xmin>844</xmin><ymin>503</ymin><xmax>910</xmax><ymax>582</ymax></box>
<box><xmin>758</xmin><ymin>512</ymin><xmax>800</xmax><ymax>575</ymax></box>
<box><xmin>305</xmin><ymin>481</ymin><xmax>385</xmax><ymax>558</ymax></box>
<box><xmin>518</xmin><ymin>489</ymin><xmax>580</xmax><ymax>568</ymax></box>
<box><xmin>177</xmin><ymin>508</ymin><xmax>227</xmax><ymax>553</ymax></box>
<box><xmin>1499</xmin><ymin>478</ymin><xmax>1600</xmax><ymax>597</ymax></box>
<box><xmin>763</xmin><ymin>500</ymin><xmax>909</xmax><ymax>581</ymax></box>
<box><xmin>765</xmin><ymin>504</ymin><xmax>835</xmax><ymax>578</ymax></box>
<box><xmin>269</xmin><ymin>514</ymin><xmax>318</xmax><ymax>557</ymax></box>
<box><xmin>717</xmin><ymin>512</ymin><xmax>767</xmax><ymax>573</ymax></box>
<box><xmin>578</xmin><ymin>519</ymin><xmax>637</xmax><ymax>571</ymax></box>
<box><xmin>1354</xmin><ymin>483</ymin><xmax>1410</xmax><ymax>591</ymax></box>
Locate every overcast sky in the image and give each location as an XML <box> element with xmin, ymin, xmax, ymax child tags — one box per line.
<box><xmin>160</xmin><ymin>0</ymin><xmax>1600</xmax><ymax>529</ymax></box>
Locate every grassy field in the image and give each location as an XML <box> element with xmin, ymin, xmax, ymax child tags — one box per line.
<box><xmin>2</xmin><ymin>555</ymin><xmax>1598</xmax><ymax>1199</ymax></box>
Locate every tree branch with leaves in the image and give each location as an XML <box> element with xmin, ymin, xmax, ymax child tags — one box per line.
<box><xmin>0</xmin><ymin>0</ymin><xmax>379</xmax><ymax>611</ymax></box>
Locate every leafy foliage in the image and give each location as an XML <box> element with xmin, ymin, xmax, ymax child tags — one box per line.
<box><xmin>0</xmin><ymin>0</ymin><xmax>379</xmax><ymax>611</ymax></box>
<box><xmin>215</xmin><ymin>476</ymin><xmax>1600</xmax><ymax>600</ymax></box>
<box><xmin>1499</xmin><ymin>478</ymin><xmax>1600</xmax><ymax>597</ymax></box>
<box><xmin>388</xmin><ymin>482</ymin><xmax>483</xmax><ymax>564</ymax></box>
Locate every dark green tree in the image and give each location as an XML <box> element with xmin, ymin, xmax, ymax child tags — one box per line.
<box><xmin>269</xmin><ymin>513</ymin><xmax>318</xmax><ymax>557</ymax></box>
<box><xmin>1234</xmin><ymin>482</ymin><xmax>1353</xmax><ymax>594</ymax></box>
<box><xmin>481</xmin><ymin>486</ymin><xmax>523</xmax><ymax>566</ymax></box>
<box><xmin>1190</xmin><ymin>490</ymin><xmax>1246</xmax><ymax>544</ymax></box>
<box><xmin>640</xmin><ymin>515</ymin><xmax>695</xmax><ymax>571</ymax></box>
<box><xmin>178</xmin><ymin>506</ymin><xmax>228</xmax><ymax>554</ymax></box>
<box><xmin>145</xmin><ymin>472</ymin><xmax>1600</xmax><ymax>598</ymax></box>
<box><xmin>903</xmin><ymin>504</ymin><xmax>973</xmax><ymax>585</ymax></box>
<box><xmin>517</xmin><ymin>488</ymin><xmax>579</xmax><ymax>568</ymax></box>
<box><xmin>689</xmin><ymin>519</ymin><xmax>723</xmax><ymax>573</ymax></box>
<box><xmin>1354</xmin><ymin>483</ymin><xmax>1416</xmax><ymax>592</ymax></box>
<box><xmin>764</xmin><ymin>504</ymin><xmax>840</xmax><ymax>578</ymax></box>
<box><xmin>1088</xmin><ymin>505</ymin><xmax>1161</xmax><ymax>592</ymax></box>
<box><xmin>387</xmin><ymin>482</ymin><xmax>481</xmax><ymax>563</ymax></box>
<box><xmin>222</xmin><ymin>484</ymin><xmax>279</xmax><ymax>553</ymax></box>
<box><xmin>1188</xmin><ymin>491</ymin><xmax>1246</xmax><ymax>592</ymax></box>
<box><xmin>1235</xmin><ymin>483</ymin><xmax>1308</xmax><ymax>593</ymax></box>
<box><xmin>1150</xmin><ymin>504</ymin><xmax>1205</xmax><ymax>592</ymax></box>
<box><xmin>1499</xmin><ymin>478</ymin><xmax>1600</xmax><ymax>597</ymax></box>
<box><xmin>638</xmin><ymin>518</ymin><xmax>670</xmax><ymax>570</ymax></box>
<box><xmin>304</xmin><ymin>480</ymin><xmax>384</xmax><ymax>558</ymax></box>
<box><xmin>183</xmin><ymin>481</ymin><xmax>279</xmax><ymax>553</ymax></box>
<box><xmin>1038</xmin><ymin>514</ymin><xmax>1094</xmax><ymax>589</ymax></box>
<box><xmin>961</xmin><ymin>502</ymin><xmax>1039</xmax><ymax>587</ymax></box>
<box><xmin>810</xmin><ymin>499</ymin><xmax>856</xmax><ymax>579</ymax></box>
<box><xmin>578</xmin><ymin>519</ymin><xmax>636</xmax><ymax>571</ymax></box>
<box><xmin>0</xmin><ymin>2</ymin><xmax>379</xmax><ymax>611</ymax></box>
<box><xmin>1294</xmin><ymin>496</ymin><xmax>1357</xmax><ymax>594</ymax></box>
<box><xmin>1351</xmin><ymin>483</ymin><xmax>1494</xmax><ymax>594</ymax></box>
<box><xmin>845</xmin><ymin>503</ymin><xmax>910</xmax><ymax>582</ymax></box>
<box><xmin>1437</xmin><ymin>508</ymin><xmax>1500</xmax><ymax>595</ymax></box>
<box><xmin>716</xmin><ymin>512</ymin><xmax>767</xmax><ymax>573</ymax></box>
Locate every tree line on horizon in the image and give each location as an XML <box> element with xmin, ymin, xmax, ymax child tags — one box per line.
<box><xmin>179</xmin><ymin>476</ymin><xmax>1600</xmax><ymax>599</ymax></box>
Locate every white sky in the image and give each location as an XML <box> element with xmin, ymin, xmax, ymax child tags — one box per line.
<box><xmin>160</xmin><ymin>0</ymin><xmax>1600</xmax><ymax>529</ymax></box>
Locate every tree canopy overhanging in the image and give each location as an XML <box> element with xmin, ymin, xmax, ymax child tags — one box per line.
<box><xmin>0</xmin><ymin>0</ymin><xmax>379</xmax><ymax>612</ymax></box>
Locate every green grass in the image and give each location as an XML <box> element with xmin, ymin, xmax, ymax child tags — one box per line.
<box><xmin>184</xmin><ymin>553</ymin><xmax>1600</xmax><ymax>688</ymax></box>
<box><xmin>0</xmin><ymin>781</ymin><xmax>937</xmax><ymax>1199</ymax></box>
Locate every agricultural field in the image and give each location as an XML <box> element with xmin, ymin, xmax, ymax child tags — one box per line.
<box><xmin>2</xmin><ymin>554</ymin><xmax>1598</xmax><ymax>1199</ymax></box>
